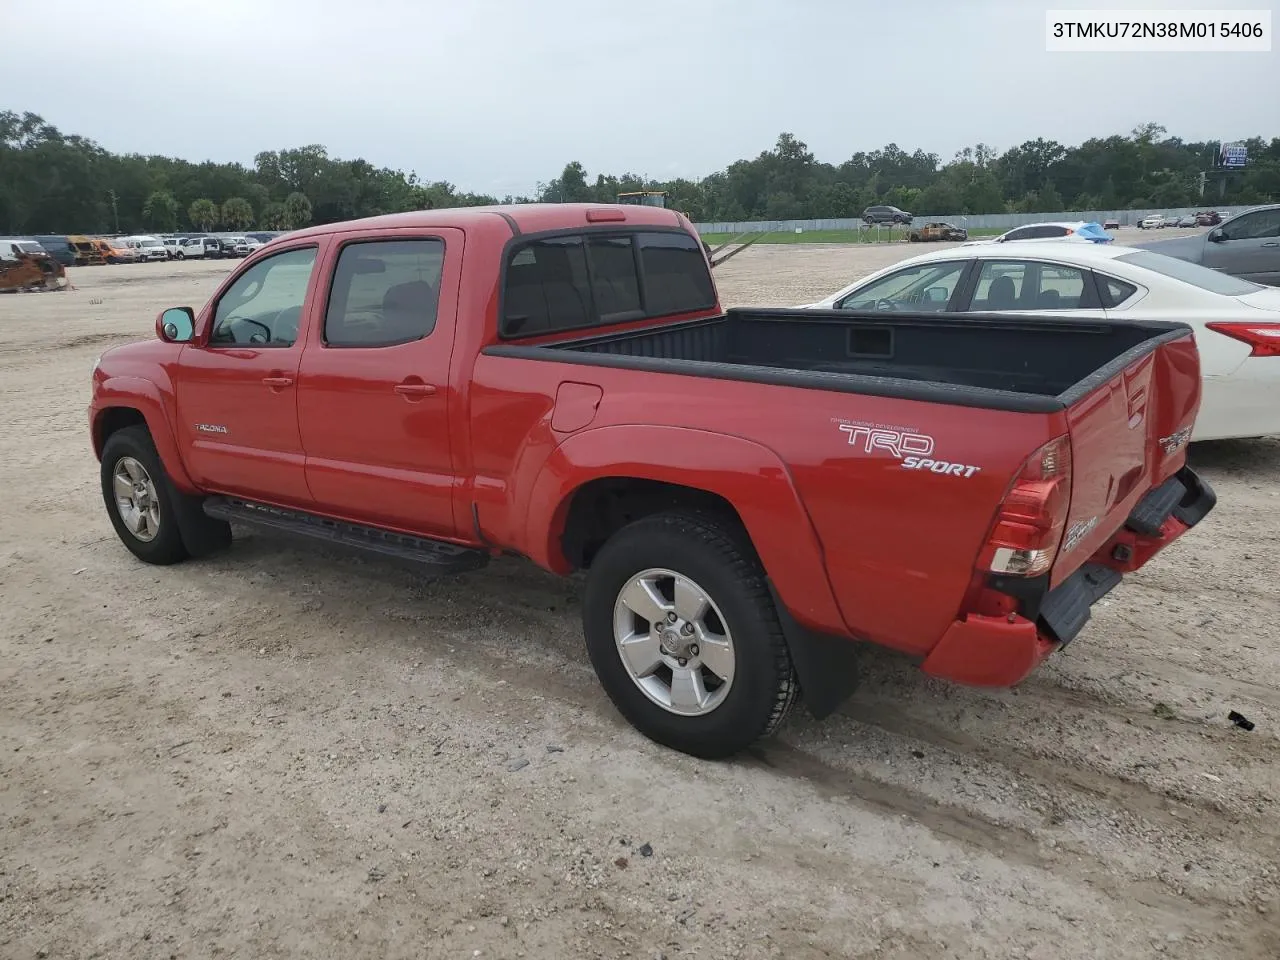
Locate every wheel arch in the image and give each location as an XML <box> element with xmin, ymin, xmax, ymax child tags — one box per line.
<box><xmin>91</xmin><ymin>377</ymin><xmax>197</xmax><ymax>493</ymax></box>
<box><xmin>521</xmin><ymin>424</ymin><xmax>847</xmax><ymax>638</ymax></box>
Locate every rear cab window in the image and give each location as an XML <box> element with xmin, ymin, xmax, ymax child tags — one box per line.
<box><xmin>500</xmin><ymin>229</ymin><xmax>715</xmax><ymax>338</ymax></box>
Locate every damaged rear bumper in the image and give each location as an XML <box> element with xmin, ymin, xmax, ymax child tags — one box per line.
<box><xmin>922</xmin><ymin>466</ymin><xmax>1216</xmax><ymax>687</ymax></box>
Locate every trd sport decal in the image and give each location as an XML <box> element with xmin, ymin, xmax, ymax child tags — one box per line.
<box><xmin>835</xmin><ymin>419</ymin><xmax>982</xmax><ymax>478</ymax></box>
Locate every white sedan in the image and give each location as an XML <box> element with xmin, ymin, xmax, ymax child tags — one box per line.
<box><xmin>801</xmin><ymin>241</ymin><xmax>1280</xmax><ymax>441</ymax></box>
<box><xmin>964</xmin><ymin>221</ymin><xmax>1113</xmax><ymax>245</ymax></box>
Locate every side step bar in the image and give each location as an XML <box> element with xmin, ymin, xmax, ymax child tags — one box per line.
<box><xmin>203</xmin><ymin>497</ymin><xmax>490</xmax><ymax>576</ymax></box>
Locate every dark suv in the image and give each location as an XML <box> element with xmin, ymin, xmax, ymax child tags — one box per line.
<box><xmin>862</xmin><ymin>205</ymin><xmax>913</xmax><ymax>225</ymax></box>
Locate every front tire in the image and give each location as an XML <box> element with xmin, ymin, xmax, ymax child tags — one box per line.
<box><xmin>582</xmin><ymin>512</ymin><xmax>798</xmax><ymax>758</ymax></box>
<box><xmin>101</xmin><ymin>426</ymin><xmax>189</xmax><ymax>565</ymax></box>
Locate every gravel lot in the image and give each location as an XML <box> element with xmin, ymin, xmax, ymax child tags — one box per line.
<box><xmin>2</xmin><ymin>244</ymin><xmax>1277</xmax><ymax>960</ymax></box>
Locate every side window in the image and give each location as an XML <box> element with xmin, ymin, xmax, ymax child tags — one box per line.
<box><xmin>1222</xmin><ymin>210</ymin><xmax>1280</xmax><ymax>241</ymax></box>
<box><xmin>1002</xmin><ymin>227</ymin><xmax>1033</xmax><ymax>242</ymax></box>
<box><xmin>836</xmin><ymin>261</ymin><xmax>968</xmax><ymax>312</ymax></box>
<box><xmin>1096</xmin><ymin>274</ymin><xmax>1138</xmax><ymax>308</ymax></box>
<box><xmin>324</xmin><ymin>239</ymin><xmax>445</xmax><ymax>347</ymax></box>
<box><xmin>970</xmin><ymin>260</ymin><xmax>1092</xmax><ymax>311</ymax></box>
<box><xmin>209</xmin><ymin>247</ymin><xmax>317</xmax><ymax>347</ymax></box>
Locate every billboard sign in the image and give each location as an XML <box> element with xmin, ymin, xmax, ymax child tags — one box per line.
<box><xmin>1217</xmin><ymin>142</ymin><xmax>1248</xmax><ymax>169</ymax></box>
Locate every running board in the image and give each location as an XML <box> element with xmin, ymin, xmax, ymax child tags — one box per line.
<box><xmin>202</xmin><ymin>497</ymin><xmax>490</xmax><ymax>576</ymax></box>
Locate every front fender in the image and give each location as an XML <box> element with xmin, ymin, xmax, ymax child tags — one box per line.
<box><xmin>521</xmin><ymin>424</ymin><xmax>847</xmax><ymax>636</ymax></box>
<box><xmin>91</xmin><ymin>376</ymin><xmax>197</xmax><ymax>493</ymax></box>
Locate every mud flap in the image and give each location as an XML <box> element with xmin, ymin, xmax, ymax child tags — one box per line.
<box><xmin>767</xmin><ymin>582</ymin><xmax>861</xmax><ymax>719</ymax></box>
<box><xmin>162</xmin><ymin>474</ymin><xmax>232</xmax><ymax>558</ymax></box>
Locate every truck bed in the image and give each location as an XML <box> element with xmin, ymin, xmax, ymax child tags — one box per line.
<box><xmin>488</xmin><ymin>308</ymin><xmax>1191</xmax><ymax>413</ymax></box>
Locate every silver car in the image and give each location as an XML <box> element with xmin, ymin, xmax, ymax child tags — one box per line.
<box><xmin>1137</xmin><ymin>203</ymin><xmax>1280</xmax><ymax>286</ymax></box>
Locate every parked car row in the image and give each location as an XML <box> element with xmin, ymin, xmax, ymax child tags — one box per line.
<box><xmin>0</xmin><ymin>231</ymin><xmax>287</xmax><ymax>266</ymax></box>
<box><xmin>1138</xmin><ymin>211</ymin><xmax>1223</xmax><ymax>229</ymax></box>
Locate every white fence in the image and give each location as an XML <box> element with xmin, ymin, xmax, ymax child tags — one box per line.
<box><xmin>693</xmin><ymin>205</ymin><xmax>1259</xmax><ymax>235</ymax></box>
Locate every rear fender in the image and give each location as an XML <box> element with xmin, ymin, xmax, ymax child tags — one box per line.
<box><xmin>92</xmin><ymin>376</ymin><xmax>197</xmax><ymax>494</ymax></box>
<box><xmin>522</xmin><ymin>424</ymin><xmax>847</xmax><ymax>637</ymax></box>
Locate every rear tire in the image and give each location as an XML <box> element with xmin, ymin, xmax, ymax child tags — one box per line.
<box><xmin>582</xmin><ymin>512</ymin><xmax>798</xmax><ymax>759</ymax></box>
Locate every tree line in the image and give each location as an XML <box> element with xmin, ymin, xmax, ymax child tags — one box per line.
<box><xmin>2</xmin><ymin>109</ymin><xmax>1277</xmax><ymax>236</ymax></box>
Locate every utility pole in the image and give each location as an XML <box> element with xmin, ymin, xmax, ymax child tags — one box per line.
<box><xmin>108</xmin><ymin>189</ymin><xmax>119</xmax><ymax>233</ymax></box>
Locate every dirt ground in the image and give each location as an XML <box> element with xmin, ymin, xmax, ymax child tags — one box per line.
<box><xmin>2</xmin><ymin>244</ymin><xmax>1277</xmax><ymax>960</ymax></box>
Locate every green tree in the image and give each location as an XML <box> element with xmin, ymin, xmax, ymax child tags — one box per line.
<box><xmin>1038</xmin><ymin>181</ymin><xmax>1064</xmax><ymax>212</ymax></box>
<box><xmin>917</xmin><ymin>181</ymin><xmax>962</xmax><ymax>215</ymax></box>
<box><xmin>221</xmin><ymin>197</ymin><xmax>254</xmax><ymax>230</ymax></box>
<box><xmin>283</xmin><ymin>192</ymin><xmax>312</xmax><ymax>229</ymax></box>
<box><xmin>188</xmin><ymin>198</ymin><xmax>217</xmax><ymax>231</ymax></box>
<box><xmin>2</xmin><ymin>107</ymin><xmax>1277</xmax><ymax>233</ymax></box>
<box><xmin>259</xmin><ymin>201</ymin><xmax>288</xmax><ymax>229</ymax></box>
<box><xmin>142</xmin><ymin>190</ymin><xmax>179</xmax><ymax>231</ymax></box>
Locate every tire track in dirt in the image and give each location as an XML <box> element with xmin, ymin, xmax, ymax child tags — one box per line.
<box><xmin>743</xmin><ymin>740</ymin><xmax>1233</xmax><ymax>930</ymax></box>
<box><xmin>835</xmin><ymin>697</ymin><xmax>1276</xmax><ymax>849</ymax></box>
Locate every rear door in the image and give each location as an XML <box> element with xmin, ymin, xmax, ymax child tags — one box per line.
<box><xmin>295</xmin><ymin>228</ymin><xmax>463</xmax><ymax>538</ymax></box>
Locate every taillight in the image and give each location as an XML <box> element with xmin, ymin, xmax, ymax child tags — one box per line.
<box><xmin>1205</xmin><ymin>321</ymin><xmax>1280</xmax><ymax>358</ymax></box>
<box><xmin>983</xmin><ymin>436</ymin><xmax>1072</xmax><ymax>577</ymax></box>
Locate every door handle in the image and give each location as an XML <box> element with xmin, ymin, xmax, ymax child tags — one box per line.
<box><xmin>1263</xmin><ymin>241</ymin><xmax>1278</xmax><ymax>247</ymax></box>
<box><xmin>262</xmin><ymin>376</ymin><xmax>294</xmax><ymax>388</ymax></box>
<box><xmin>394</xmin><ymin>382</ymin><xmax>437</xmax><ymax>399</ymax></box>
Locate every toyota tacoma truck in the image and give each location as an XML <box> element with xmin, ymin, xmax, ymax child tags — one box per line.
<box><xmin>89</xmin><ymin>202</ymin><xmax>1215</xmax><ymax>758</ymax></box>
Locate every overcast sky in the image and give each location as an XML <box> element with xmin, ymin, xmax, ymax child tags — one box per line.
<box><xmin>5</xmin><ymin>0</ymin><xmax>1276</xmax><ymax>195</ymax></box>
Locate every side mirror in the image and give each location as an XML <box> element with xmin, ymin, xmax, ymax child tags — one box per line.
<box><xmin>157</xmin><ymin>306</ymin><xmax>195</xmax><ymax>343</ymax></box>
<box><xmin>1208</xmin><ymin>228</ymin><xmax>1226</xmax><ymax>243</ymax></box>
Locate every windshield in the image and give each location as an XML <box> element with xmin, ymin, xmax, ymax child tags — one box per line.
<box><xmin>1116</xmin><ymin>250</ymin><xmax>1264</xmax><ymax>295</ymax></box>
<box><xmin>15</xmin><ymin>241</ymin><xmax>44</xmax><ymax>253</ymax></box>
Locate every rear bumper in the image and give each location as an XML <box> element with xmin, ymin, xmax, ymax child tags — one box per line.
<box><xmin>922</xmin><ymin>466</ymin><xmax>1215</xmax><ymax>687</ymax></box>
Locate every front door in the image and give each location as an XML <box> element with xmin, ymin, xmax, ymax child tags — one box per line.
<box><xmin>176</xmin><ymin>244</ymin><xmax>323</xmax><ymax>506</ymax></box>
<box><xmin>1203</xmin><ymin>208</ymin><xmax>1280</xmax><ymax>285</ymax></box>
<box><xmin>295</xmin><ymin>230</ymin><xmax>462</xmax><ymax>538</ymax></box>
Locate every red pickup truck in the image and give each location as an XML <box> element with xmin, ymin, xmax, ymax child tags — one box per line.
<box><xmin>89</xmin><ymin>203</ymin><xmax>1215</xmax><ymax>758</ymax></box>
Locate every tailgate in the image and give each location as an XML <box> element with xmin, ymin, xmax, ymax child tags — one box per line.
<box><xmin>1050</xmin><ymin>328</ymin><xmax>1203</xmax><ymax>586</ymax></box>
